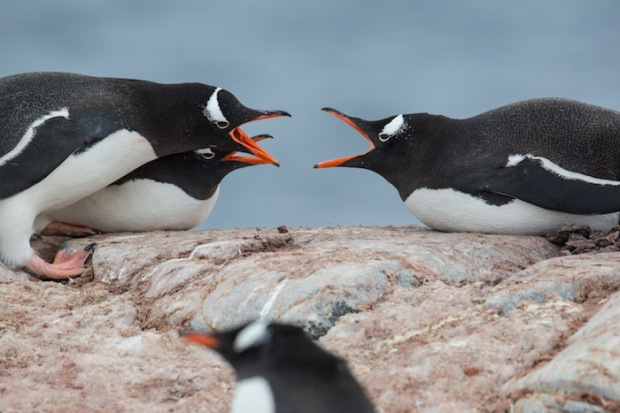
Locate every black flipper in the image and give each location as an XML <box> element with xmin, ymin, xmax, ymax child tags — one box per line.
<box><xmin>0</xmin><ymin>117</ymin><xmax>87</xmax><ymax>199</ymax></box>
<box><xmin>485</xmin><ymin>156</ymin><xmax>620</xmax><ymax>215</ymax></box>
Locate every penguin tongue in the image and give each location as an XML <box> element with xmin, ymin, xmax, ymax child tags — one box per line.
<box><xmin>180</xmin><ymin>331</ymin><xmax>220</xmax><ymax>349</ymax></box>
<box><xmin>230</xmin><ymin>128</ymin><xmax>279</xmax><ymax>166</ymax></box>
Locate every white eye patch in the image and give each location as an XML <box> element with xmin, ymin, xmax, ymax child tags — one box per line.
<box><xmin>194</xmin><ymin>148</ymin><xmax>215</xmax><ymax>159</ymax></box>
<box><xmin>234</xmin><ymin>320</ymin><xmax>271</xmax><ymax>352</ymax></box>
<box><xmin>203</xmin><ymin>87</ymin><xmax>230</xmax><ymax>128</ymax></box>
<box><xmin>378</xmin><ymin>114</ymin><xmax>405</xmax><ymax>142</ymax></box>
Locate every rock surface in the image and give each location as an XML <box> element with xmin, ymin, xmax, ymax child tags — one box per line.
<box><xmin>0</xmin><ymin>225</ymin><xmax>619</xmax><ymax>412</ymax></box>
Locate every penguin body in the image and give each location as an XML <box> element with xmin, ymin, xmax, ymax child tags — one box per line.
<box><xmin>0</xmin><ymin>72</ymin><xmax>287</xmax><ymax>278</ymax></box>
<box><xmin>316</xmin><ymin>98</ymin><xmax>620</xmax><ymax>235</ymax></box>
<box><xmin>182</xmin><ymin>321</ymin><xmax>375</xmax><ymax>413</ymax></box>
<box><xmin>38</xmin><ymin>138</ymin><xmax>272</xmax><ymax>233</ymax></box>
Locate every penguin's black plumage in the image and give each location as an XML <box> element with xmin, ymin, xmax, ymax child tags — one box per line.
<box><xmin>315</xmin><ymin>98</ymin><xmax>620</xmax><ymax>235</ymax></box>
<box><xmin>0</xmin><ymin>72</ymin><xmax>288</xmax><ymax>278</ymax></box>
<box><xmin>38</xmin><ymin>136</ymin><xmax>275</xmax><ymax>233</ymax></box>
<box><xmin>182</xmin><ymin>321</ymin><xmax>375</xmax><ymax>413</ymax></box>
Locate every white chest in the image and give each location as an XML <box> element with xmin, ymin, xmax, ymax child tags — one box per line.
<box><xmin>231</xmin><ymin>377</ymin><xmax>275</xmax><ymax>413</ymax></box>
<box><xmin>405</xmin><ymin>188</ymin><xmax>619</xmax><ymax>235</ymax></box>
<box><xmin>45</xmin><ymin>180</ymin><xmax>219</xmax><ymax>232</ymax></box>
<box><xmin>30</xmin><ymin>129</ymin><xmax>158</xmax><ymax>211</ymax></box>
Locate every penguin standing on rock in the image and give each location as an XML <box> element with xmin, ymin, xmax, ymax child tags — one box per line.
<box><xmin>37</xmin><ymin>135</ymin><xmax>276</xmax><ymax>234</ymax></box>
<box><xmin>182</xmin><ymin>321</ymin><xmax>375</xmax><ymax>413</ymax></box>
<box><xmin>315</xmin><ymin>98</ymin><xmax>620</xmax><ymax>235</ymax></box>
<box><xmin>0</xmin><ymin>72</ymin><xmax>289</xmax><ymax>279</ymax></box>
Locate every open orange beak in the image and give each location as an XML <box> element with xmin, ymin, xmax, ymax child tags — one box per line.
<box><xmin>230</xmin><ymin>111</ymin><xmax>289</xmax><ymax>166</ymax></box>
<box><xmin>314</xmin><ymin>108</ymin><xmax>375</xmax><ymax>168</ymax></box>
<box><xmin>180</xmin><ymin>331</ymin><xmax>220</xmax><ymax>349</ymax></box>
<box><xmin>222</xmin><ymin>134</ymin><xmax>274</xmax><ymax>165</ymax></box>
<box><xmin>230</xmin><ymin>128</ymin><xmax>279</xmax><ymax>166</ymax></box>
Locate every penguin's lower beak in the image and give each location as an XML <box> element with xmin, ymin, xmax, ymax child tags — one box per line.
<box><xmin>230</xmin><ymin>110</ymin><xmax>289</xmax><ymax>166</ymax></box>
<box><xmin>230</xmin><ymin>128</ymin><xmax>280</xmax><ymax>166</ymax></box>
<box><xmin>180</xmin><ymin>331</ymin><xmax>220</xmax><ymax>349</ymax></box>
<box><xmin>222</xmin><ymin>134</ymin><xmax>275</xmax><ymax>165</ymax></box>
<box><xmin>314</xmin><ymin>108</ymin><xmax>375</xmax><ymax>168</ymax></box>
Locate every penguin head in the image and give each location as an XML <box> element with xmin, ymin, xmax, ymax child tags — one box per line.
<box><xmin>198</xmin><ymin>86</ymin><xmax>289</xmax><ymax>166</ymax></box>
<box><xmin>315</xmin><ymin>108</ymin><xmax>436</xmax><ymax>193</ymax></box>
<box><xmin>181</xmin><ymin>320</ymin><xmax>329</xmax><ymax>379</ymax></box>
<box><xmin>189</xmin><ymin>134</ymin><xmax>276</xmax><ymax>188</ymax></box>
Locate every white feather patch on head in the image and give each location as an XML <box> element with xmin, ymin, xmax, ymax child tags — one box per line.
<box><xmin>234</xmin><ymin>320</ymin><xmax>271</xmax><ymax>352</ymax></box>
<box><xmin>0</xmin><ymin>108</ymin><xmax>70</xmax><ymax>167</ymax></box>
<box><xmin>379</xmin><ymin>114</ymin><xmax>405</xmax><ymax>140</ymax></box>
<box><xmin>506</xmin><ymin>153</ymin><xmax>620</xmax><ymax>186</ymax></box>
<box><xmin>203</xmin><ymin>87</ymin><xmax>228</xmax><ymax>125</ymax></box>
<box><xmin>194</xmin><ymin>148</ymin><xmax>215</xmax><ymax>158</ymax></box>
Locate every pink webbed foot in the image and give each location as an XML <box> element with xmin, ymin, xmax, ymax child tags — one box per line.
<box><xmin>25</xmin><ymin>242</ymin><xmax>96</xmax><ymax>280</ymax></box>
<box><xmin>41</xmin><ymin>221</ymin><xmax>102</xmax><ymax>237</ymax></box>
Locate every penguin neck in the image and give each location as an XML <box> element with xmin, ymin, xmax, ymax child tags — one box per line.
<box><xmin>136</xmin><ymin>83</ymin><xmax>216</xmax><ymax>156</ymax></box>
<box><xmin>374</xmin><ymin>113</ymin><xmax>460</xmax><ymax>200</ymax></box>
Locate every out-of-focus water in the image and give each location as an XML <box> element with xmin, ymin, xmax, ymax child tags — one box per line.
<box><xmin>1</xmin><ymin>0</ymin><xmax>619</xmax><ymax>229</ymax></box>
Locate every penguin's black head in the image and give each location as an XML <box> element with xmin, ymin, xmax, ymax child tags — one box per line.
<box><xmin>314</xmin><ymin>108</ymin><xmax>413</xmax><ymax>169</ymax></box>
<box><xmin>193</xmin><ymin>134</ymin><xmax>275</xmax><ymax>166</ymax></box>
<box><xmin>315</xmin><ymin>108</ymin><xmax>438</xmax><ymax>194</ymax></box>
<box><xmin>181</xmin><ymin>320</ymin><xmax>329</xmax><ymax>379</ymax></box>
<box><xmin>190</xmin><ymin>134</ymin><xmax>275</xmax><ymax>187</ymax></box>
<box><xmin>193</xmin><ymin>85</ymin><xmax>290</xmax><ymax>165</ymax></box>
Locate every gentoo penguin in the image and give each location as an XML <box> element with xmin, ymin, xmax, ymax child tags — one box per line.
<box><xmin>315</xmin><ymin>98</ymin><xmax>620</xmax><ymax>235</ymax></box>
<box><xmin>0</xmin><ymin>72</ymin><xmax>289</xmax><ymax>278</ymax></box>
<box><xmin>37</xmin><ymin>135</ymin><xmax>275</xmax><ymax>233</ymax></box>
<box><xmin>182</xmin><ymin>321</ymin><xmax>375</xmax><ymax>413</ymax></box>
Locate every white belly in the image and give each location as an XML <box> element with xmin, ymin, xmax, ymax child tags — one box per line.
<box><xmin>405</xmin><ymin>188</ymin><xmax>620</xmax><ymax>235</ymax></box>
<box><xmin>43</xmin><ymin>180</ymin><xmax>219</xmax><ymax>232</ymax></box>
<box><xmin>231</xmin><ymin>377</ymin><xmax>275</xmax><ymax>413</ymax></box>
<box><xmin>35</xmin><ymin>129</ymin><xmax>158</xmax><ymax>212</ymax></box>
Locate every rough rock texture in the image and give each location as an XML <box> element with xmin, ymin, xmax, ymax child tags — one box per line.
<box><xmin>1</xmin><ymin>225</ymin><xmax>619</xmax><ymax>412</ymax></box>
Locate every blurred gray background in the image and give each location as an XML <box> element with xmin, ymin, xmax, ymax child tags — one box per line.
<box><xmin>1</xmin><ymin>0</ymin><xmax>619</xmax><ymax>229</ymax></box>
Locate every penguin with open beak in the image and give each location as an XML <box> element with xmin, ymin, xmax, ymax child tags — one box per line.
<box><xmin>0</xmin><ymin>72</ymin><xmax>289</xmax><ymax>279</ymax></box>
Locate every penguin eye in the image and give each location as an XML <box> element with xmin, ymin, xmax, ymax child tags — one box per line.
<box><xmin>378</xmin><ymin>132</ymin><xmax>391</xmax><ymax>142</ymax></box>
<box><xmin>215</xmin><ymin>120</ymin><xmax>230</xmax><ymax>129</ymax></box>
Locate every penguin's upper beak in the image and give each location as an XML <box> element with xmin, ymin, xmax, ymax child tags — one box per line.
<box><xmin>231</xmin><ymin>110</ymin><xmax>290</xmax><ymax>167</ymax></box>
<box><xmin>314</xmin><ymin>108</ymin><xmax>375</xmax><ymax>168</ymax></box>
<box><xmin>222</xmin><ymin>134</ymin><xmax>276</xmax><ymax>165</ymax></box>
<box><xmin>180</xmin><ymin>331</ymin><xmax>220</xmax><ymax>349</ymax></box>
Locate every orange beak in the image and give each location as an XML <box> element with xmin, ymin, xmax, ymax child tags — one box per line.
<box><xmin>180</xmin><ymin>331</ymin><xmax>220</xmax><ymax>349</ymax></box>
<box><xmin>230</xmin><ymin>128</ymin><xmax>279</xmax><ymax>166</ymax></box>
<box><xmin>230</xmin><ymin>112</ymin><xmax>289</xmax><ymax>167</ymax></box>
<box><xmin>314</xmin><ymin>108</ymin><xmax>375</xmax><ymax>168</ymax></box>
<box><xmin>222</xmin><ymin>134</ymin><xmax>275</xmax><ymax>165</ymax></box>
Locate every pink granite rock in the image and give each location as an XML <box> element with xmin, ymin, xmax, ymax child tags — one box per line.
<box><xmin>0</xmin><ymin>226</ymin><xmax>618</xmax><ymax>412</ymax></box>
